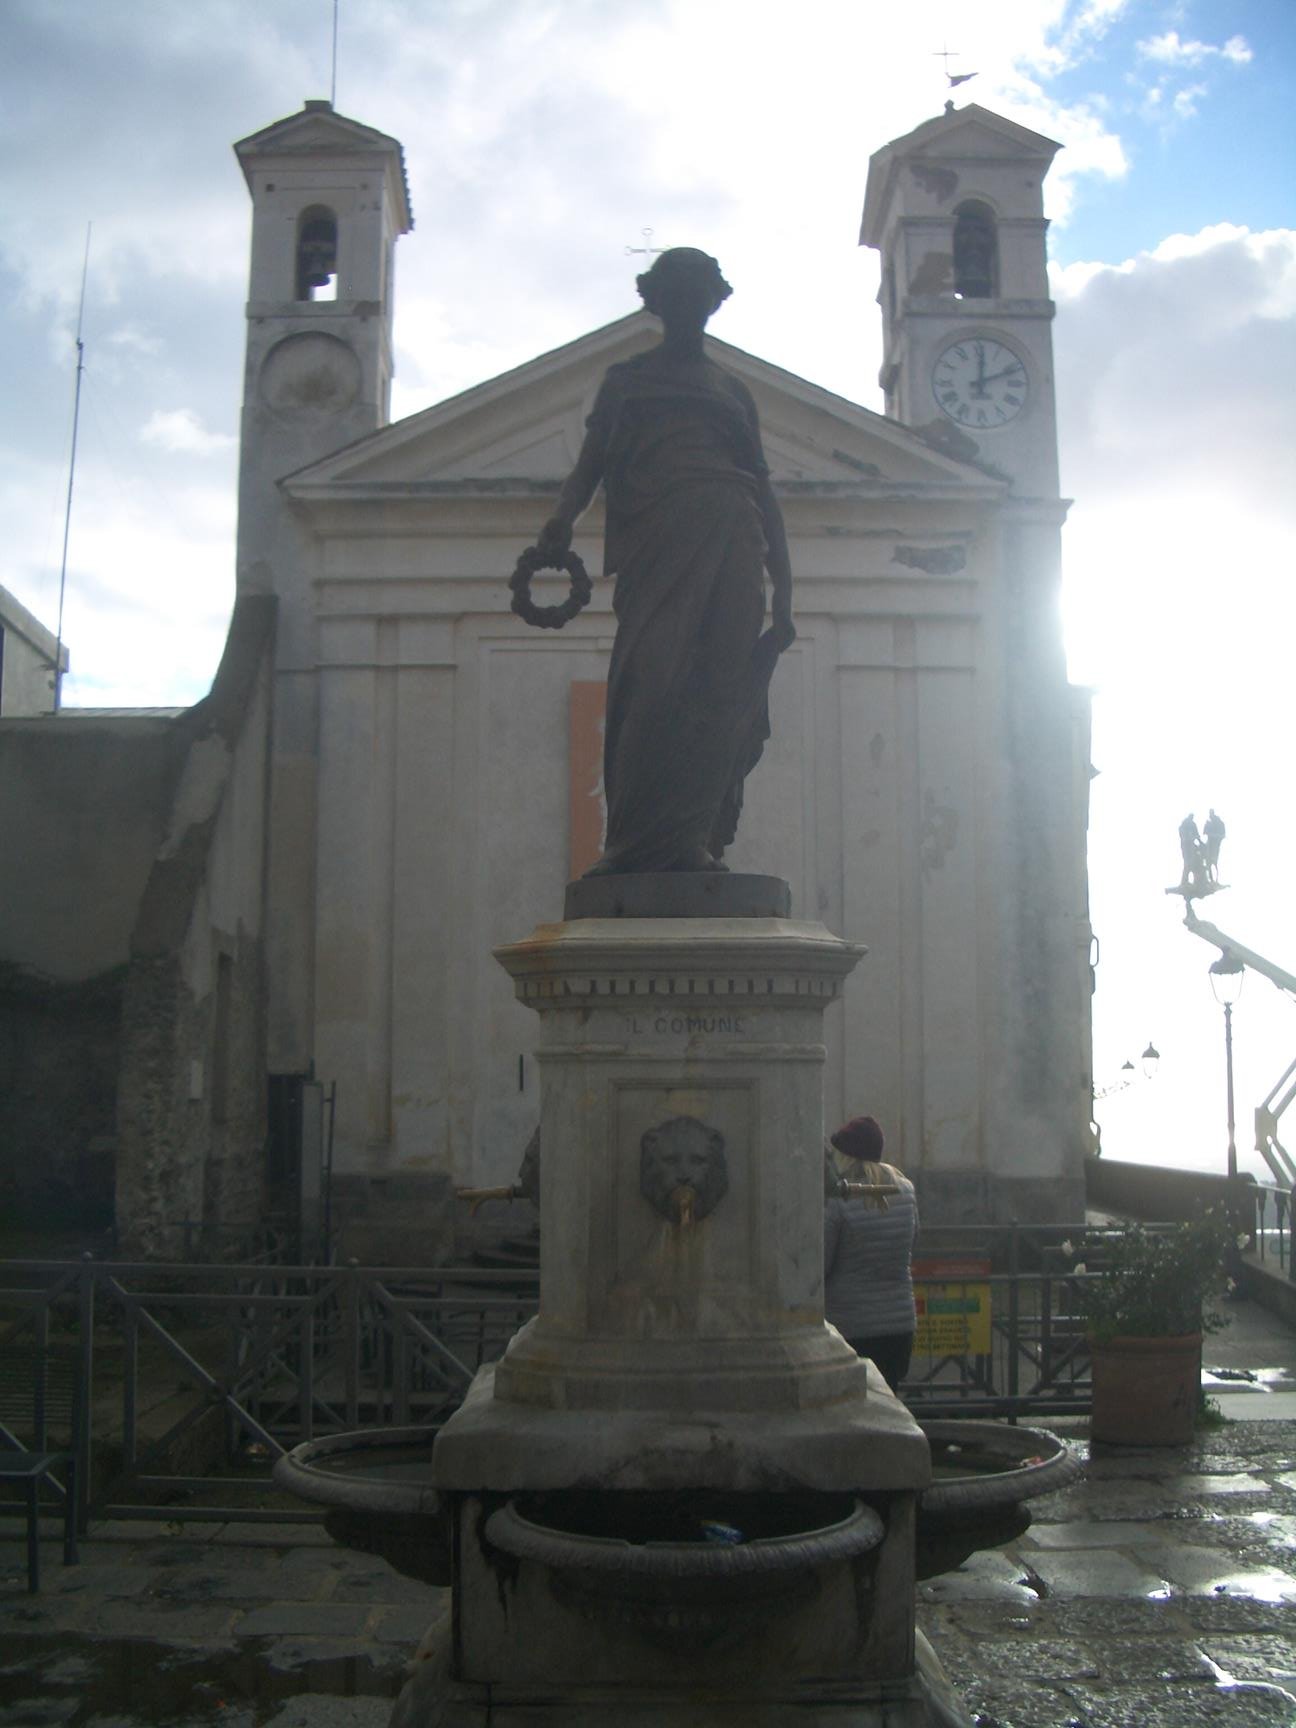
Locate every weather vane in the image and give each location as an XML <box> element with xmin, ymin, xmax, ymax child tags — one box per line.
<box><xmin>933</xmin><ymin>44</ymin><xmax>977</xmax><ymax>90</ymax></box>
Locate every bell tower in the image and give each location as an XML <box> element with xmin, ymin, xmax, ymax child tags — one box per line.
<box><xmin>860</xmin><ymin>103</ymin><xmax>1061</xmax><ymax>498</ymax></box>
<box><xmin>862</xmin><ymin>104</ymin><xmax>1093</xmax><ymax>1218</ymax></box>
<box><xmin>231</xmin><ymin>102</ymin><xmax>412</xmax><ymax>1078</ymax></box>
<box><xmin>233</xmin><ymin>100</ymin><xmax>412</xmax><ymax>599</ymax></box>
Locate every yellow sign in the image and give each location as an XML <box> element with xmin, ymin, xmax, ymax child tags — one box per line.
<box><xmin>912</xmin><ymin>1257</ymin><xmax>992</xmax><ymax>1357</ymax></box>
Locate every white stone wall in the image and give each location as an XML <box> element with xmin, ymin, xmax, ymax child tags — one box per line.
<box><xmin>0</xmin><ymin>585</ymin><xmax>63</xmax><ymax>717</ymax></box>
<box><xmin>287</xmin><ymin>469</ymin><xmax>1088</xmax><ymax>1220</ymax></box>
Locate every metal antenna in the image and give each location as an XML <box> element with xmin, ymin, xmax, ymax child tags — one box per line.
<box><xmin>330</xmin><ymin>0</ymin><xmax>339</xmax><ymax>106</ymax></box>
<box><xmin>54</xmin><ymin>223</ymin><xmax>91</xmax><ymax>713</ymax></box>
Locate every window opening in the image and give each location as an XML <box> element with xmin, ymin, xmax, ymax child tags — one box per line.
<box><xmin>953</xmin><ymin>201</ymin><xmax>998</xmax><ymax>299</ymax></box>
<box><xmin>296</xmin><ymin>207</ymin><xmax>339</xmax><ymax>302</ymax></box>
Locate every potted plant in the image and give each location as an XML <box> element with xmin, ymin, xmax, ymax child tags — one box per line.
<box><xmin>1068</xmin><ymin>1212</ymin><xmax>1234</xmax><ymax>1446</ymax></box>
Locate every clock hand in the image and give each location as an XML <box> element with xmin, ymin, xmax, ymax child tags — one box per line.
<box><xmin>980</xmin><ymin>363</ymin><xmax>1024</xmax><ymax>387</ymax></box>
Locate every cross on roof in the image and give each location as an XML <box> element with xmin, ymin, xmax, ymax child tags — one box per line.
<box><xmin>625</xmin><ymin>227</ymin><xmax>664</xmax><ymax>266</ymax></box>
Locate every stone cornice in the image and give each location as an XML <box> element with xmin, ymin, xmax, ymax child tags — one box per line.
<box><xmin>495</xmin><ymin>917</ymin><xmax>865</xmax><ymax>1011</ymax></box>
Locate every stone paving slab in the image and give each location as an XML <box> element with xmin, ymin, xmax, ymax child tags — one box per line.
<box><xmin>2</xmin><ymin>1418</ymin><xmax>1295</xmax><ymax>1727</ymax></box>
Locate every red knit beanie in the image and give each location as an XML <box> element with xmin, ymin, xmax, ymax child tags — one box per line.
<box><xmin>830</xmin><ymin>1116</ymin><xmax>884</xmax><ymax>1162</ymax></box>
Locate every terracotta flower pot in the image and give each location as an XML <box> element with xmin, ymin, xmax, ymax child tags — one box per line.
<box><xmin>1089</xmin><ymin>1333</ymin><xmax>1202</xmax><ymax>1446</ymax></box>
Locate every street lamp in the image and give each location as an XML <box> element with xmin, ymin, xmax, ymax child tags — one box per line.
<box><xmin>1141</xmin><ymin>1043</ymin><xmax>1161</xmax><ymax>1081</ymax></box>
<box><xmin>1209</xmin><ymin>954</ymin><xmax>1245</xmax><ymax>1182</ymax></box>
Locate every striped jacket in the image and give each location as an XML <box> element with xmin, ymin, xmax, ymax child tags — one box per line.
<box><xmin>823</xmin><ymin>1176</ymin><xmax>918</xmax><ymax>1339</ymax></box>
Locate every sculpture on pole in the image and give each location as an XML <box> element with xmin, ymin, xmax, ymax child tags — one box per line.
<box><xmin>1170</xmin><ymin>809</ymin><xmax>1226</xmax><ymax>903</ymax></box>
<box><xmin>509</xmin><ymin>247</ymin><xmax>795</xmax><ymax>876</ymax></box>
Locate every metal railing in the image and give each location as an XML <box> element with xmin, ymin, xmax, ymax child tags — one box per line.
<box><xmin>0</xmin><ymin>1257</ymin><xmax>537</xmax><ymax>1526</ymax></box>
<box><xmin>1250</xmin><ymin>1185</ymin><xmax>1295</xmax><ymax>1280</ymax></box>
<box><xmin>0</xmin><ymin>1223</ymin><xmax>1237</xmax><ymax>1524</ymax></box>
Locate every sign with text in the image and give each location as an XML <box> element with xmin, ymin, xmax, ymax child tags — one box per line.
<box><xmin>912</xmin><ymin>1256</ymin><xmax>992</xmax><ymax>1357</ymax></box>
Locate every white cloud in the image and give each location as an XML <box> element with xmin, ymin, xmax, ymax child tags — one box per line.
<box><xmin>140</xmin><ymin>408</ymin><xmax>236</xmax><ymax>456</ymax></box>
<box><xmin>106</xmin><ymin>325</ymin><xmax>164</xmax><ymax>358</ymax></box>
<box><xmin>1171</xmin><ymin>82</ymin><xmax>1207</xmax><ymax>121</ymax></box>
<box><xmin>1137</xmin><ymin>30</ymin><xmax>1253</xmax><ymax>68</ymax></box>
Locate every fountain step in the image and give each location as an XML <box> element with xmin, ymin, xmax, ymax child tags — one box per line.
<box><xmin>390</xmin><ymin>1619</ymin><xmax>969</xmax><ymax>1727</ymax></box>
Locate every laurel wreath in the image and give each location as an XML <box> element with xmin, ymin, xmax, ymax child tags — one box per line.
<box><xmin>508</xmin><ymin>546</ymin><xmax>593</xmax><ymax>630</ymax></box>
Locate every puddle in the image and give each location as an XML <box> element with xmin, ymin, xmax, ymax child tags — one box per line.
<box><xmin>0</xmin><ymin>1639</ymin><xmax>400</xmax><ymax>1727</ymax></box>
<box><xmin>1203</xmin><ymin>1571</ymin><xmax>1296</xmax><ymax>1605</ymax></box>
<box><xmin>1202</xmin><ymin>1365</ymin><xmax>1296</xmax><ymax>1392</ymax></box>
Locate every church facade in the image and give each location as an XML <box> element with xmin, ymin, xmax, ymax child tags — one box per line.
<box><xmin>235</xmin><ymin>98</ymin><xmax>1093</xmax><ymax>1247</ymax></box>
<box><xmin>0</xmin><ymin>99</ymin><xmax>1095</xmax><ymax>1254</ymax></box>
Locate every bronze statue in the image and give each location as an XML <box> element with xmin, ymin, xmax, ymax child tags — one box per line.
<box><xmin>1178</xmin><ymin>813</ymin><xmax>1205</xmax><ymax>896</ymax></box>
<box><xmin>1203</xmin><ymin>808</ymin><xmax>1226</xmax><ymax>883</ymax></box>
<box><xmin>530</xmin><ymin>247</ymin><xmax>795</xmax><ymax>875</ymax></box>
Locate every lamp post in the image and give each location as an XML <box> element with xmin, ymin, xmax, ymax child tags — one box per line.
<box><xmin>1209</xmin><ymin>954</ymin><xmax>1245</xmax><ymax>1182</ymax></box>
<box><xmin>1209</xmin><ymin>952</ymin><xmax>1247</xmax><ymax>1290</ymax></box>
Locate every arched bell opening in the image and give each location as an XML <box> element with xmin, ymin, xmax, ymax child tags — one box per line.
<box><xmin>296</xmin><ymin>206</ymin><xmax>339</xmax><ymax>302</ymax></box>
<box><xmin>953</xmin><ymin>201</ymin><xmax>998</xmax><ymax>300</ymax></box>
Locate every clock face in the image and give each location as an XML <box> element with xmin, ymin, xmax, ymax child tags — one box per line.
<box><xmin>932</xmin><ymin>338</ymin><xmax>1028</xmax><ymax>429</ymax></box>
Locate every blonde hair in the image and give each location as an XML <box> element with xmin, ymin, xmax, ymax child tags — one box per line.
<box><xmin>830</xmin><ymin>1153</ymin><xmax>903</xmax><ymax>1208</ymax></box>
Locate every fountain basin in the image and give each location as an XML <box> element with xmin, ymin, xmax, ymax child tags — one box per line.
<box><xmin>274</xmin><ymin>1415</ymin><xmax>1079</xmax><ymax>1587</ymax></box>
<box><xmin>915</xmin><ymin>1418</ymin><xmax>1081</xmax><ymax>1579</ymax></box>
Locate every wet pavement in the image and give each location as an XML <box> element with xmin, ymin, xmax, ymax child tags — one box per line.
<box><xmin>3</xmin><ymin>1297</ymin><xmax>1295</xmax><ymax>1727</ymax></box>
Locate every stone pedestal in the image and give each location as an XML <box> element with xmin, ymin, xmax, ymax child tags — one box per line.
<box><xmin>489</xmin><ymin>914</ymin><xmax>869</xmax><ymax>1418</ymax></box>
<box><xmin>415</xmin><ymin>901</ymin><xmax>946</xmax><ymax>1724</ymax></box>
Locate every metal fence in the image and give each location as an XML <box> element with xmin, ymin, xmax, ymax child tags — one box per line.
<box><xmin>0</xmin><ymin>1223</ymin><xmax>1231</xmax><ymax>1526</ymax></box>
<box><xmin>0</xmin><ymin>1258</ymin><xmax>537</xmax><ymax>1527</ymax></box>
<box><xmin>1251</xmin><ymin>1185</ymin><xmax>1296</xmax><ymax>1279</ymax></box>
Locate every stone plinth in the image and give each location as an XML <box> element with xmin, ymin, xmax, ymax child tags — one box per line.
<box><xmin>420</xmin><ymin>907</ymin><xmax>941</xmax><ymax>1725</ymax></box>
<box><xmin>486</xmin><ymin>915</ymin><xmax>869</xmax><ymax>1419</ymax></box>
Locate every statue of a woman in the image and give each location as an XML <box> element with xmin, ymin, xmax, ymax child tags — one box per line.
<box><xmin>535</xmin><ymin>247</ymin><xmax>794</xmax><ymax>876</ymax></box>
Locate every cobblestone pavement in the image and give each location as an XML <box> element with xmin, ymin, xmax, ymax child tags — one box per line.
<box><xmin>916</xmin><ymin>1416</ymin><xmax>1296</xmax><ymax>1727</ymax></box>
<box><xmin>3</xmin><ymin>1299</ymin><xmax>1295</xmax><ymax>1727</ymax></box>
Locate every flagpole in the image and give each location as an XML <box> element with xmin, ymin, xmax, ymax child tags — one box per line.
<box><xmin>54</xmin><ymin>223</ymin><xmax>91</xmax><ymax>713</ymax></box>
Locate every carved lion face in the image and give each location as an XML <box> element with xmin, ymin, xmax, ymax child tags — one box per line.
<box><xmin>640</xmin><ymin>1116</ymin><xmax>728</xmax><ymax>1223</ymax></box>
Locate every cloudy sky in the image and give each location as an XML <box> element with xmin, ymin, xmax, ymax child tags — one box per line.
<box><xmin>3</xmin><ymin>0</ymin><xmax>1293</xmax><ymax>1180</ymax></box>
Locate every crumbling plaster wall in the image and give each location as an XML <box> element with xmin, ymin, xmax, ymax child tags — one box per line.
<box><xmin>116</xmin><ymin>595</ymin><xmax>275</xmax><ymax>1257</ymax></box>
<box><xmin>0</xmin><ymin>714</ymin><xmax>183</xmax><ymax>1228</ymax></box>
<box><xmin>0</xmin><ymin>597</ymin><xmax>274</xmax><ymax>1252</ymax></box>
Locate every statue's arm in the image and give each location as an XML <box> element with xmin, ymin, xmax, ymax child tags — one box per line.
<box><xmin>738</xmin><ymin>382</ymin><xmax>795</xmax><ymax>649</ymax></box>
<box><xmin>536</xmin><ymin>386</ymin><xmax>612</xmax><ymax>562</ymax></box>
<box><xmin>757</xmin><ymin>475</ymin><xmax>795</xmax><ymax>643</ymax></box>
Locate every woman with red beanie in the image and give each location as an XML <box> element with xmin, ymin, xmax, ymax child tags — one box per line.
<box><xmin>823</xmin><ymin>1116</ymin><xmax>918</xmax><ymax>1395</ymax></box>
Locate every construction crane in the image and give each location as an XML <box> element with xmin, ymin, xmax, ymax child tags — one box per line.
<box><xmin>1181</xmin><ymin>905</ymin><xmax>1296</xmax><ymax>1186</ymax></box>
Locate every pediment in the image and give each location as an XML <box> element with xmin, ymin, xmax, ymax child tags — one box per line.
<box><xmin>284</xmin><ymin>312</ymin><xmax>1001</xmax><ymax>502</ymax></box>
<box><xmin>861</xmin><ymin>104</ymin><xmax>1060</xmax><ymax>245</ymax></box>
<box><xmin>234</xmin><ymin>104</ymin><xmax>412</xmax><ymax>228</ymax></box>
<box><xmin>891</xmin><ymin>104</ymin><xmax>1060</xmax><ymax>165</ymax></box>
<box><xmin>236</xmin><ymin>105</ymin><xmax>404</xmax><ymax>163</ymax></box>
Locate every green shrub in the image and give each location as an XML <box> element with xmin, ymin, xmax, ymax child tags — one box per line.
<box><xmin>1070</xmin><ymin>1213</ymin><xmax>1233</xmax><ymax>1344</ymax></box>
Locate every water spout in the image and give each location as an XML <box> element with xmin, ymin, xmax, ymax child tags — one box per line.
<box><xmin>671</xmin><ymin>1184</ymin><xmax>697</xmax><ymax>1228</ymax></box>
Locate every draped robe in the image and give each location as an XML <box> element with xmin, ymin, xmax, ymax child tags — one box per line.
<box><xmin>586</xmin><ymin>352</ymin><xmax>778</xmax><ymax>875</ymax></box>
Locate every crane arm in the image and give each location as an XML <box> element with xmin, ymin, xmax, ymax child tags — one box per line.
<box><xmin>1183</xmin><ymin>909</ymin><xmax>1296</xmax><ymax>1000</ymax></box>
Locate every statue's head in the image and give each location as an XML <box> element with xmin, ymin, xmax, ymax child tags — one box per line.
<box><xmin>637</xmin><ymin>248</ymin><xmax>732</xmax><ymax>324</ymax></box>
